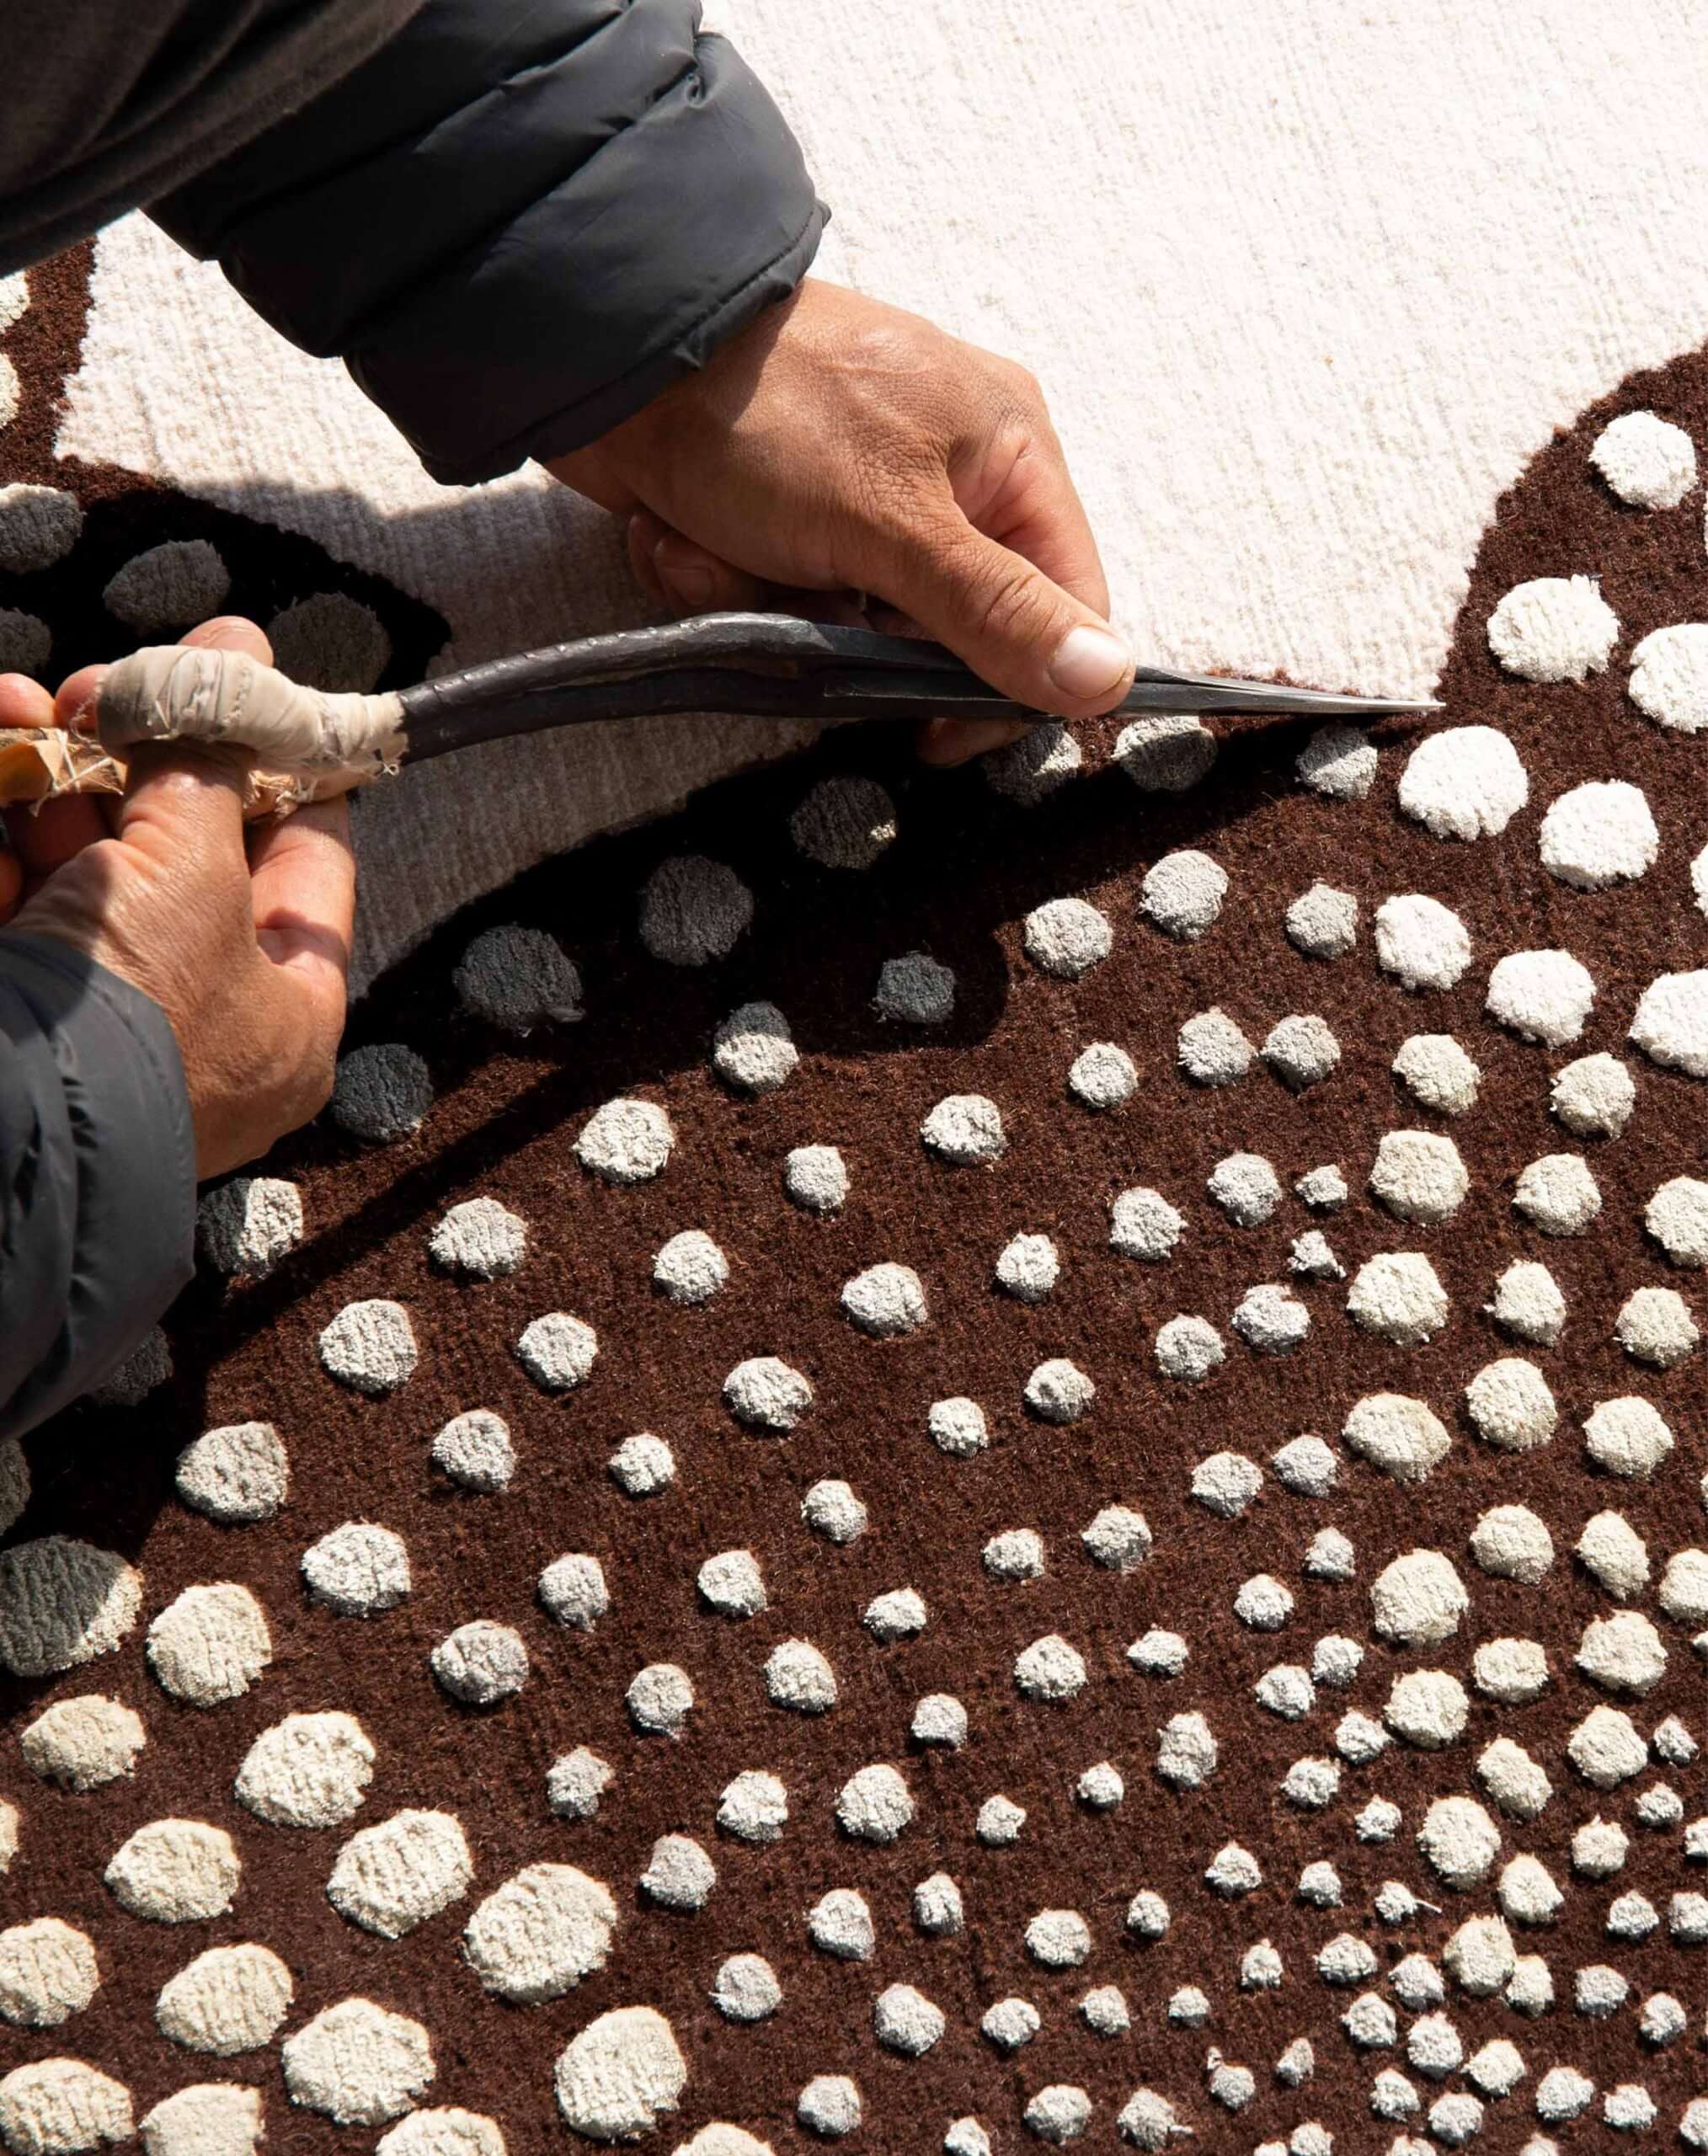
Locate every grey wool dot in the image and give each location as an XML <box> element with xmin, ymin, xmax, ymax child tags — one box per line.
<box><xmin>0</xmin><ymin>482</ymin><xmax>83</xmax><ymax>573</ymax></box>
<box><xmin>1117</xmin><ymin>712</ymin><xmax>1217</xmax><ymax>791</ymax></box>
<box><xmin>88</xmin><ymin>1326</ymin><xmax>172</xmax><ymax>1406</ymax></box>
<box><xmin>429</xmin><ymin>1198</ymin><xmax>526</xmax><ymax>1278</ymax></box>
<box><xmin>712</xmin><ymin>1001</ymin><xmax>797</xmax><ymax>1093</ymax></box>
<box><xmin>267</xmin><ymin>590</ymin><xmax>391</xmax><ymax>691</ymax></box>
<box><xmin>330</xmin><ymin>1043</ymin><xmax>431</xmax><ymax>1142</ymax></box>
<box><xmin>790</xmin><ymin>775</ymin><xmax>896</xmax><ymax>868</ymax></box>
<box><xmin>0</xmin><ymin>608</ymin><xmax>49</xmax><ymax>675</ymax></box>
<box><xmin>575</xmin><ymin>1097</ymin><xmax>673</xmax><ymax>1183</ymax></box>
<box><xmin>639</xmin><ymin>854</ymin><xmax>754</xmax><ymax>965</ymax></box>
<box><xmin>454</xmin><ymin>925</ymin><xmax>583</xmax><ymax>1033</ymax></box>
<box><xmin>431</xmin><ymin>1620</ymin><xmax>528</xmax><ymax>1705</ymax></box>
<box><xmin>104</xmin><ymin>538</ymin><xmax>228</xmax><ymax>631</ymax></box>
<box><xmin>1177</xmin><ymin>1006</ymin><xmax>1252</xmax><ymax>1085</ymax></box>
<box><xmin>1286</xmin><ymin>882</ymin><xmax>1358</xmax><ymax>957</ymax></box>
<box><xmin>431</xmin><ymin>1410</ymin><xmax>514</xmax><ymax>1491</ymax></box>
<box><xmin>653</xmin><ymin>1230</ymin><xmax>728</xmax><ymax>1304</ymax></box>
<box><xmin>875</xmin><ymin>952</ymin><xmax>955</xmax><ymax>1023</ymax></box>
<box><xmin>1297</xmin><ymin>723</ymin><xmax>1376</xmax><ymax>798</ymax></box>
<box><xmin>985</xmin><ymin>718</ymin><xmax>1082</xmax><ymax>801</ymax></box>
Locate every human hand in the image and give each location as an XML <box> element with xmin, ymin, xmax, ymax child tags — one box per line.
<box><xmin>0</xmin><ymin>616</ymin><xmax>355</xmax><ymax>1177</ymax></box>
<box><xmin>549</xmin><ymin>278</ymin><xmax>1133</xmax><ymax>766</ymax></box>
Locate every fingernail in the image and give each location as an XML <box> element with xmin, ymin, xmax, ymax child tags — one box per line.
<box><xmin>1049</xmin><ymin>624</ymin><xmax>1132</xmax><ymax>701</ymax></box>
<box><xmin>668</xmin><ymin>562</ymin><xmax>718</xmax><ymax>610</ymax></box>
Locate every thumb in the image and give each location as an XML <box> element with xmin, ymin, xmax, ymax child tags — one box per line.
<box><xmin>870</xmin><ymin>505</ymin><xmax>1134</xmax><ymax>719</ymax></box>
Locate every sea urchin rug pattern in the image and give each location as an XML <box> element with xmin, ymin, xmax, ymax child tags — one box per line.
<box><xmin>4</xmin><ymin>357</ymin><xmax>1708</xmax><ymax>2156</ymax></box>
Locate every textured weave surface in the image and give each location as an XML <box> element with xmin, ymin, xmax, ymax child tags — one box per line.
<box><xmin>3</xmin><ymin>345</ymin><xmax>1708</xmax><ymax>2151</ymax></box>
<box><xmin>24</xmin><ymin>0</ymin><xmax>1708</xmax><ymax>987</ymax></box>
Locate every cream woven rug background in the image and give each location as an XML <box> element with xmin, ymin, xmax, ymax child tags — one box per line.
<box><xmin>51</xmin><ymin>0</ymin><xmax>1708</xmax><ymax>990</ymax></box>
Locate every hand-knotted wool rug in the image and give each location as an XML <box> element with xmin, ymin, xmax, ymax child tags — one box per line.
<box><xmin>4</xmin><ymin>312</ymin><xmax>1708</xmax><ymax>2156</ymax></box>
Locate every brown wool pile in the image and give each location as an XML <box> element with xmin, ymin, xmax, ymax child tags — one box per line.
<box><xmin>3</xmin><ymin>283</ymin><xmax>1708</xmax><ymax>2156</ymax></box>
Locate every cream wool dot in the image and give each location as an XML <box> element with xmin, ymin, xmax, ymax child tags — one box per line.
<box><xmin>176</xmin><ymin>1422</ymin><xmax>288</xmax><ymax>1523</ymax></box>
<box><xmin>1024</xmin><ymin>1358</ymin><xmax>1094</xmax><ymax>1422</ymax></box>
<box><xmin>197</xmin><ymin>1177</ymin><xmax>303</xmax><ymax>1276</ymax></box>
<box><xmin>1372</xmin><ymin>1551</ymin><xmax>1468</xmax><ymax>1645</ymax></box>
<box><xmin>1313</xmin><ymin>1636</ymin><xmax>1363</xmax><ymax>1686</ymax></box>
<box><xmin>327</xmin><ymin>1811</ymin><xmax>472</xmax><ymax>1940</ymax></box>
<box><xmin>1297</xmin><ymin>722</ymin><xmax>1377</xmax><ymax>797</ymax></box>
<box><xmin>1109</xmin><ymin>1186</ymin><xmax>1185</xmax><ymax>1261</ymax></box>
<box><xmin>454</xmin><ymin>926</ymin><xmax>582</xmax><ymax>1032</ymax></box>
<box><xmin>13</xmin><ymin>1690</ymin><xmax>137</xmax><ymax>1793</ymax></box>
<box><xmin>146</xmin><ymin>1584</ymin><xmax>270</xmax><ymax>1706</ymax></box>
<box><xmin>712</xmin><ymin>1954</ymin><xmax>782</xmax><ymax>2023</ymax></box>
<box><xmin>1486</xmin><ymin>949</ymin><xmax>1596</xmax><ymax>1046</ymax></box>
<box><xmin>1117</xmin><ymin>712</ymin><xmax>1216</xmax><ymax>790</ymax></box>
<box><xmin>1156</xmin><ymin>1314</ymin><xmax>1225</xmax><ymax>1380</ymax></box>
<box><xmin>842</xmin><ymin>1262</ymin><xmax>929</xmax><ymax>1334</ymax></box>
<box><xmin>873</xmin><ymin>1983</ymin><xmax>944</xmax><ymax>2057</ymax></box>
<box><xmin>994</xmin><ymin>1232</ymin><xmax>1058</xmax><ymax>1303</ymax></box>
<box><xmin>1571</xmin><ymin>1818</ymin><xmax>1626</xmax><ymax>1876</ymax></box>
<box><xmin>1488</xmin><ymin>1260</ymin><xmax>1568</xmax><ymax>1344</ymax></box>
<box><xmin>1347</xmin><ymin>1252</ymin><xmax>1449</xmax><ymax>1345</ymax></box>
<box><xmin>1470</xmin><ymin>1507</ymin><xmax>1553</xmax><ymax>1584</ymax></box>
<box><xmin>1465</xmin><ymin>1359</ymin><xmax>1558</xmax><ymax>1451</ymax></box>
<box><xmin>105</xmin><ymin>538</ymin><xmax>229</xmax><ymax>632</ymax></box>
<box><xmin>836</xmin><ymin>1764</ymin><xmax>912</xmax><ymax>1841</ymax></box>
<box><xmin>1015</xmin><ymin>1633</ymin><xmax>1086</xmax><ymax>1700</ymax></box>
<box><xmin>627</xmin><ymin>1663</ymin><xmax>692</xmax><ymax>1736</ymax></box>
<box><xmin>1417</xmin><ymin>1796</ymin><xmax>1500</xmax><ymax>1887</ymax></box>
<box><xmin>1125</xmin><ymin>1889</ymin><xmax>1171</xmax><ymax>1938</ymax></box>
<box><xmin>1590</xmin><ymin>409</ymin><xmax>1698</xmax><ymax>506</ymax></box>
<box><xmin>318</xmin><ymin>1299</ymin><xmax>417</xmax><ymax>1394</ymax></box>
<box><xmin>1551</xmin><ymin>1052</ymin><xmax>1636</xmax><ymax>1136</ymax></box>
<box><xmin>1628</xmin><ymin>621</ymin><xmax>1708</xmax><ymax>732</ymax></box>
<box><xmin>233</xmin><ymin>1710</ymin><xmax>373</xmax><ymax>1827</ymax></box>
<box><xmin>1287</xmin><ymin>881</ymin><xmax>1358</xmax><ymax>958</ymax></box>
<box><xmin>156</xmin><ymin>1944</ymin><xmax>292</xmax><ymax>2056</ymax></box>
<box><xmin>801</xmin><ymin>1479</ymin><xmax>865</xmax><ymax>1540</ymax></box>
<box><xmin>712</xmin><ymin>1001</ymin><xmax>797</xmax><ymax>1093</ymax></box>
<box><xmin>426</xmin><ymin>1198</ymin><xmax>526</xmax><ymax>1283</ymax></box>
<box><xmin>653</xmin><ymin>1230</ymin><xmax>729</xmax><ymax>1303</ymax></box>
<box><xmin>1157</xmin><ymin>1712</ymin><xmax>1217</xmax><ymax>1788</ymax></box>
<box><xmin>330</xmin><ymin>1041</ymin><xmax>432</xmax><ymax>1143</ymax></box>
<box><xmin>0</xmin><ymin>1802</ymin><xmax>16</xmax><ymax>1874</ymax></box>
<box><xmin>1444</xmin><ymin>1915</ymin><xmax>1515</xmax><ymax>2001</ymax></box>
<box><xmin>1342</xmin><ymin>1394</ymin><xmax>1451</xmax><ymax>1483</ymax></box>
<box><xmin>1399</xmin><ymin>727</ymin><xmax>1529</xmax><ymax>840</ymax></box>
<box><xmin>1540</xmin><ymin>780</ymin><xmax>1658</xmax><ymax>889</ymax></box>
<box><xmin>1292</xmin><ymin>1233</ymin><xmax>1347</xmax><ymax>1284</ymax></box>
<box><xmin>1192</xmin><ymin>1449</ymin><xmax>1262</xmax><ymax>1515</ymax></box>
<box><xmin>1024</xmin><ymin>895</ymin><xmax>1113</xmax><ymax>977</ymax></box>
<box><xmin>1577</xmin><ymin>1610</ymin><xmax>1668</xmax><ymax>1694</ymax></box>
<box><xmin>863</xmin><ymin>1587</ymin><xmax>926</xmax><ymax>1641</ymax></box>
<box><xmin>723</xmin><ymin>1356</ymin><xmax>812</xmax><ymax>1431</ymax></box>
<box><xmin>1374</xmin><ymin>894</ymin><xmax>1473</xmax><ymax>990</ymax></box>
<box><xmin>431</xmin><ymin>1622</ymin><xmax>528</xmax><ymax>1705</ymax></box>
<box><xmin>920</xmin><ymin>1092</ymin><xmax>1006</xmax><ymax>1162</ymax></box>
<box><xmin>1499</xmin><ymin>1854</ymin><xmax>1564</xmax><ymax>1926</ymax></box>
<box><xmin>1076</xmin><ymin>1761</ymin><xmax>1124</xmax><ymax>1807</ymax></box>
<box><xmin>302</xmin><ymin>1524</ymin><xmax>410</xmax><ymax>1615</ymax></box>
<box><xmin>546</xmin><ymin>1748</ymin><xmax>612</xmax><ymax>1822</ymax></box>
<box><xmin>106</xmin><ymin>1819</ymin><xmax>239</xmax><ymax>1923</ymax></box>
<box><xmin>575</xmin><ymin>1098</ymin><xmax>673</xmax><ymax>1185</ymax></box>
<box><xmin>280</xmin><ymin>1998</ymin><xmax>435</xmax><ymax>2125</ymax></box>
<box><xmin>927</xmin><ymin>1396</ymin><xmax>989</xmax><ymax>1455</ymax></box>
<box><xmin>1177</xmin><ymin>1005</ymin><xmax>1253</xmax><ymax>1083</ymax></box>
<box><xmin>1262</xmin><ymin>1013</ymin><xmax>1341</xmax><ymax>1090</ymax></box>
<box><xmin>1583</xmin><ymin>1396</ymin><xmax>1673</xmax><ymax>1477</ymax></box>
<box><xmin>431</xmin><ymin>1409</ymin><xmax>513</xmax><ymax>1492</ymax></box>
<box><xmin>1333</xmin><ymin>1711</ymin><xmax>1388</xmax><ymax>1764</ymax></box>
<box><xmin>1615</xmin><ymin>1286</ymin><xmax>1698</xmax><ymax>1366</ymax></box>
<box><xmin>1697</xmin><ymin>839</ymin><xmax>1708</xmax><ymax>918</ymax></box>
<box><xmin>1082</xmin><ymin>1504</ymin><xmax>1151</xmax><ymax>1568</ymax></box>
<box><xmin>1479</xmin><ymin>1741</ymin><xmax>1551</xmax><ymax>1822</ymax></box>
<box><xmin>1568</xmin><ymin>1705</ymin><xmax>1648</xmax><ymax>1786</ymax></box>
<box><xmin>1205</xmin><ymin>1842</ymin><xmax>1262</xmax><ymax>1895</ymax></box>
<box><xmin>0</xmin><ymin>1433</ymin><xmax>25</xmax><ymax>1537</ymax></box>
<box><xmin>1487</xmin><ymin>574</ymin><xmax>1619</xmax><ymax>681</ymax></box>
<box><xmin>138</xmin><ymin>2082</ymin><xmax>264</xmax><ymax>2156</ymax></box>
<box><xmin>911</xmin><ymin>1694</ymin><xmax>966</xmax><ymax>1747</ymax></box>
<box><xmin>1659</xmin><ymin>1547</ymin><xmax>1708</xmax><ymax>1623</ymax></box>
<box><xmin>1208</xmin><ymin>1150</ymin><xmax>1283</xmax><ymax>1224</ymax></box>
<box><xmin>639</xmin><ymin>1834</ymin><xmax>715</xmax><ymax>1910</ymax></box>
<box><xmin>697</xmin><ymin>1549</ymin><xmax>765</xmax><ymax>1617</ymax></box>
<box><xmin>1370</xmin><ymin>1129</ymin><xmax>1469</xmax><ymax>1222</ymax></box>
<box><xmin>1080</xmin><ymin>1984</ymin><xmax>1128</xmax><ymax>2034</ymax></box>
<box><xmin>1022</xmin><ymin>2087</ymin><xmax>1090</xmax><ymax>2143</ymax></box>
<box><xmin>0</xmin><ymin>607</ymin><xmax>49</xmax><ymax>675</ymax></box>
<box><xmin>0</xmin><ymin>482</ymin><xmax>83</xmax><ymax>572</ymax></box>
<box><xmin>1129</xmin><ymin>1628</ymin><xmax>1189</xmax><ymax>1674</ymax></box>
<box><xmin>784</xmin><ymin>1145</ymin><xmax>848</xmax><ymax>1213</ymax></box>
<box><xmin>985</xmin><ymin>1528</ymin><xmax>1044</xmax><ymax>1580</ymax></box>
<box><xmin>980</xmin><ymin>1997</ymin><xmax>1038</xmax><ymax>2052</ymax></box>
<box><xmin>640</xmin><ymin>856</ymin><xmax>753</xmax><ymax>965</ymax></box>
<box><xmin>1235</xmin><ymin>1573</ymin><xmax>1294</xmax><ymax>1628</ymax></box>
<box><xmin>875</xmin><ymin>950</ymin><xmax>956</xmax><ymax>1024</ymax></box>
<box><xmin>1514</xmin><ymin>1151</ymin><xmax>1601</xmax><ymax>1235</ymax></box>
<box><xmin>1640</xmin><ymin>1992</ymin><xmax>1687</xmax><ymax>2045</ymax></box>
<box><xmin>985</xmin><ymin>717</ymin><xmax>1082</xmax><ymax>802</ymax></box>
<box><xmin>1647</xmin><ymin>1175</ymin><xmax>1708</xmax><ymax>1266</ymax></box>
<box><xmin>1385</xmin><ymin>1670</ymin><xmax>1470</xmax><ymax>1749</ymax></box>
<box><xmin>796</xmin><ymin>2078</ymin><xmax>861</xmax><ymax>2139</ymax></box>
<box><xmin>1630</xmin><ymin>967</ymin><xmax>1708</xmax><ymax>1077</ymax></box>
<box><xmin>791</xmin><ymin>775</ymin><xmax>897</xmax><ymax>868</ymax></box>
<box><xmin>461</xmin><ymin>1863</ymin><xmax>616</xmax><ymax>2001</ymax></box>
<box><xmin>0</xmin><ymin>2061</ymin><xmax>133</xmax><ymax>2155</ymax></box>
<box><xmin>0</xmin><ymin>1918</ymin><xmax>99</xmax><ymax>2028</ymax></box>
<box><xmin>1471</xmin><ymin>1638</ymin><xmax>1550</xmax><ymax>1705</ymax></box>
<box><xmin>373</xmin><ymin>2111</ymin><xmax>504</xmax><ymax>2156</ymax></box>
<box><xmin>1393</xmin><ymin>1034</ymin><xmax>1480</xmax><ymax>1115</ymax></box>
<box><xmin>0</xmin><ymin>1535</ymin><xmax>142</xmax><ymax>1678</ymax></box>
<box><xmin>1271</xmin><ymin>1432</ymin><xmax>1336</xmax><ymax>1494</ymax></box>
<box><xmin>1140</xmin><ymin>849</ymin><xmax>1227</xmax><ymax>939</ymax></box>
<box><xmin>1306</xmin><ymin>1527</ymin><xmax>1356</xmax><ymax>1581</ymax></box>
<box><xmin>537</xmin><ymin>1553</ymin><xmax>609</xmax><ymax>1630</ymax></box>
<box><xmin>808</xmin><ymin>1889</ymin><xmax>873</xmax><ymax>1960</ymax></box>
<box><xmin>1067</xmin><ymin>1040</ymin><xmax>1137</xmax><ymax>1107</ymax></box>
